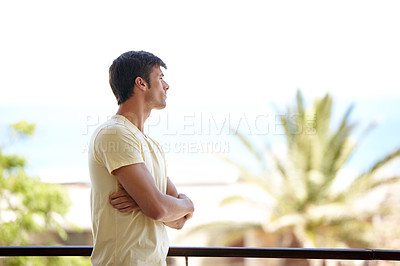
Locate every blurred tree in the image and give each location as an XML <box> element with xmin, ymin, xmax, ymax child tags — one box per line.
<box><xmin>0</xmin><ymin>121</ymin><xmax>90</xmax><ymax>266</ymax></box>
<box><xmin>226</xmin><ymin>91</ymin><xmax>400</xmax><ymax>246</ymax></box>
<box><xmin>191</xmin><ymin>91</ymin><xmax>400</xmax><ymax>265</ymax></box>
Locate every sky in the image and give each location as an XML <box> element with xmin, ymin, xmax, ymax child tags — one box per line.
<box><xmin>1</xmin><ymin>0</ymin><xmax>400</xmax><ymax>183</ymax></box>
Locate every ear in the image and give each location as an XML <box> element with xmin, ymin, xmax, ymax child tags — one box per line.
<box><xmin>134</xmin><ymin>77</ymin><xmax>148</xmax><ymax>91</ymax></box>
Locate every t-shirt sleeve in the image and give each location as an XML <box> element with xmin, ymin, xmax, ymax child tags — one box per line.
<box><xmin>94</xmin><ymin>125</ymin><xmax>144</xmax><ymax>175</ymax></box>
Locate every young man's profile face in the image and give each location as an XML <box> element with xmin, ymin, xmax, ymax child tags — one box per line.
<box><xmin>146</xmin><ymin>65</ymin><xmax>169</xmax><ymax>110</ymax></box>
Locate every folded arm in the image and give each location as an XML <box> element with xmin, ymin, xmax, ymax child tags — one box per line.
<box><xmin>111</xmin><ymin>163</ymin><xmax>194</xmax><ymax>223</ymax></box>
<box><xmin>162</xmin><ymin>177</ymin><xmax>194</xmax><ymax>229</ymax></box>
<box><xmin>109</xmin><ymin>184</ymin><xmax>140</xmax><ymax>213</ymax></box>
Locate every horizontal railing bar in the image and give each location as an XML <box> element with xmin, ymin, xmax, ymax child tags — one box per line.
<box><xmin>168</xmin><ymin>247</ymin><xmax>400</xmax><ymax>261</ymax></box>
<box><xmin>0</xmin><ymin>246</ymin><xmax>399</xmax><ymax>261</ymax></box>
<box><xmin>0</xmin><ymin>246</ymin><xmax>92</xmax><ymax>257</ymax></box>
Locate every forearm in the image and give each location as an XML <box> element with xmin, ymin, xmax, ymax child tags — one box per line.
<box><xmin>113</xmin><ymin>165</ymin><xmax>194</xmax><ymax>222</ymax></box>
<box><xmin>155</xmin><ymin>193</ymin><xmax>194</xmax><ymax>223</ymax></box>
<box><xmin>166</xmin><ymin>176</ymin><xmax>179</xmax><ymax>197</ymax></box>
<box><xmin>110</xmin><ymin>183</ymin><xmax>194</xmax><ymax>222</ymax></box>
<box><xmin>163</xmin><ymin>216</ymin><xmax>187</xmax><ymax>230</ymax></box>
<box><xmin>109</xmin><ymin>187</ymin><xmax>192</xmax><ymax>221</ymax></box>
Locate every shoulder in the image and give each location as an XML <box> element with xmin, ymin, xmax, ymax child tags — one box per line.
<box><xmin>92</xmin><ymin>117</ymin><xmax>141</xmax><ymax>145</ymax></box>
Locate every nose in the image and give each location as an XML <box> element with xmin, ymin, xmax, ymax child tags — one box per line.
<box><xmin>163</xmin><ymin>81</ymin><xmax>169</xmax><ymax>91</ymax></box>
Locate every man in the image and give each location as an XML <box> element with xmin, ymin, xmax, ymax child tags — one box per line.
<box><xmin>88</xmin><ymin>51</ymin><xmax>194</xmax><ymax>265</ymax></box>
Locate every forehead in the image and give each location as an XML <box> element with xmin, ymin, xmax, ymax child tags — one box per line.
<box><xmin>151</xmin><ymin>65</ymin><xmax>163</xmax><ymax>76</ymax></box>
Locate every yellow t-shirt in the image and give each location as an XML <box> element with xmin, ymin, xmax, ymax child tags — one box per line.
<box><xmin>88</xmin><ymin>114</ymin><xmax>168</xmax><ymax>266</ymax></box>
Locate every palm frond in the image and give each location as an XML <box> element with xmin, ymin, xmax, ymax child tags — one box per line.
<box><xmin>215</xmin><ymin>153</ymin><xmax>275</xmax><ymax>197</ymax></box>
<box><xmin>279</xmin><ymin>110</ymin><xmax>296</xmax><ymax>147</ymax></box>
<box><xmin>265</xmin><ymin>213</ymin><xmax>305</xmax><ymax>232</ymax></box>
<box><xmin>229</xmin><ymin>126</ymin><xmax>264</xmax><ymax>166</ymax></box>
<box><xmin>296</xmin><ymin>89</ymin><xmax>306</xmax><ymax>127</ymax></box>
<box><xmin>362</xmin><ymin>147</ymin><xmax>400</xmax><ymax>176</ymax></box>
<box><xmin>345</xmin><ymin>148</ymin><xmax>400</xmax><ymax>197</ymax></box>
<box><xmin>369</xmin><ymin>175</ymin><xmax>400</xmax><ymax>190</ymax></box>
<box><xmin>314</xmin><ymin>93</ymin><xmax>332</xmax><ymax>139</ymax></box>
<box><xmin>317</xmin><ymin>106</ymin><xmax>357</xmax><ymax>197</ymax></box>
<box><xmin>322</xmin><ymin>105</ymin><xmax>355</xmax><ymax>172</ymax></box>
<box><xmin>266</xmin><ymin>145</ymin><xmax>290</xmax><ymax>182</ymax></box>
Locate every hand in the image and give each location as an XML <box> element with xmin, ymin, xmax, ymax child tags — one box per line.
<box><xmin>178</xmin><ymin>193</ymin><xmax>194</xmax><ymax>220</ymax></box>
<box><xmin>178</xmin><ymin>193</ymin><xmax>192</xmax><ymax>202</ymax></box>
<box><xmin>109</xmin><ymin>185</ymin><xmax>140</xmax><ymax>213</ymax></box>
<box><xmin>163</xmin><ymin>193</ymin><xmax>194</xmax><ymax>229</ymax></box>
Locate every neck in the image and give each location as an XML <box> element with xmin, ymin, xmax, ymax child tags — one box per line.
<box><xmin>116</xmin><ymin>97</ymin><xmax>151</xmax><ymax>133</ymax></box>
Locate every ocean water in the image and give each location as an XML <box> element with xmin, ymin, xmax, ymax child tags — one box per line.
<box><xmin>1</xmin><ymin>97</ymin><xmax>399</xmax><ymax>184</ymax></box>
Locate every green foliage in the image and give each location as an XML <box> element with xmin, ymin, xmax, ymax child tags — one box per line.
<box><xmin>222</xmin><ymin>90</ymin><xmax>400</xmax><ymax>248</ymax></box>
<box><xmin>0</xmin><ymin>121</ymin><xmax>90</xmax><ymax>265</ymax></box>
<box><xmin>10</xmin><ymin>121</ymin><xmax>36</xmax><ymax>137</ymax></box>
<box><xmin>2</xmin><ymin>256</ymin><xmax>91</xmax><ymax>266</ymax></box>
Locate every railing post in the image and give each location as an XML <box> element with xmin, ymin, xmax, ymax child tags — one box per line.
<box><xmin>185</xmin><ymin>256</ymin><xmax>188</xmax><ymax>266</ymax></box>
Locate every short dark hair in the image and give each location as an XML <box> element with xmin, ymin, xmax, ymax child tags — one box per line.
<box><xmin>109</xmin><ymin>51</ymin><xmax>167</xmax><ymax>105</ymax></box>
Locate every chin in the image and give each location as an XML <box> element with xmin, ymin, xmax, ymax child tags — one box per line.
<box><xmin>155</xmin><ymin>103</ymin><xmax>167</xmax><ymax>110</ymax></box>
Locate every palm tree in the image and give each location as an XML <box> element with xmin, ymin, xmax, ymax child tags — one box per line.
<box><xmin>217</xmin><ymin>90</ymin><xmax>400</xmax><ymax>252</ymax></box>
